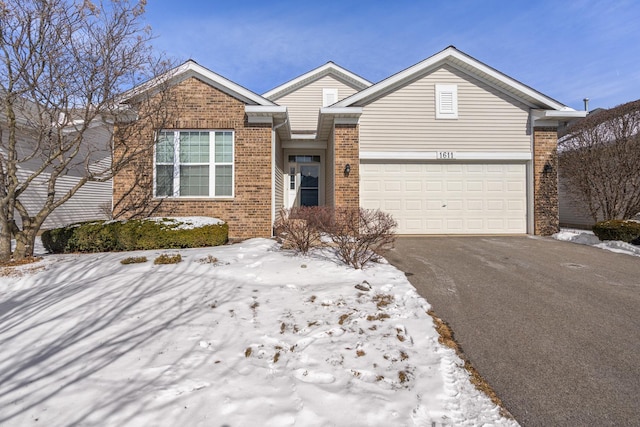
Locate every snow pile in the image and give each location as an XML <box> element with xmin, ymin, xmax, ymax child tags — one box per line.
<box><xmin>0</xmin><ymin>239</ymin><xmax>517</xmax><ymax>426</ymax></box>
<box><xmin>554</xmin><ymin>228</ymin><xmax>640</xmax><ymax>257</ymax></box>
<box><xmin>147</xmin><ymin>216</ymin><xmax>225</xmax><ymax>230</ymax></box>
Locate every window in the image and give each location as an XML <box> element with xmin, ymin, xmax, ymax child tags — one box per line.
<box><xmin>155</xmin><ymin>130</ymin><xmax>234</xmax><ymax>198</ymax></box>
<box><xmin>288</xmin><ymin>155</ymin><xmax>320</xmax><ymax>163</ymax></box>
<box><xmin>322</xmin><ymin>88</ymin><xmax>338</xmax><ymax>107</ymax></box>
<box><xmin>435</xmin><ymin>84</ymin><xmax>458</xmax><ymax>119</ymax></box>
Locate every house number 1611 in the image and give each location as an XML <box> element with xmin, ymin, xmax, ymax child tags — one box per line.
<box><xmin>437</xmin><ymin>151</ymin><xmax>455</xmax><ymax>159</ymax></box>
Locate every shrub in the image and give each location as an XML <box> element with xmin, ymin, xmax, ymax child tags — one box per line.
<box><xmin>329</xmin><ymin>208</ymin><xmax>397</xmax><ymax>269</ymax></box>
<box><xmin>592</xmin><ymin>219</ymin><xmax>640</xmax><ymax>244</ymax></box>
<box><xmin>274</xmin><ymin>206</ymin><xmax>333</xmax><ymax>255</ymax></box>
<box><xmin>154</xmin><ymin>254</ymin><xmax>182</xmax><ymax>264</ymax></box>
<box><xmin>120</xmin><ymin>256</ymin><xmax>147</xmax><ymax>265</ymax></box>
<box><xmin>42</xmin><ymin>218</ymin><xmax>228</xmax><ymax>253</ymax></box>
<box><xmin>41</xmin><ymin>222</ymin><xmax>90</xmax><ymax>253</ymax></box>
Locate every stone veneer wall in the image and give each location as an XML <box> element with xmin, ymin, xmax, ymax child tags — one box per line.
<box><xmin>533</xmin><ymin>127</ymin><xmax>559</xmax><ymax>235</ymax></box>
<box><xmin>113</xmin><ymin>77</ymin><xmax>273</xmax><ymax>239</ymax></box>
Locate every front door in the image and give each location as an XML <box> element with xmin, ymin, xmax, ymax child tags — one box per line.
<box><xmin>299</xmin><ymin>164</ymin><xmax>319</xmax><ymax>206</ymax></box>
<box><xmin>287</xmin><ymin>156</ymin><xmax>321</xmax><ymax>208</ymax></box>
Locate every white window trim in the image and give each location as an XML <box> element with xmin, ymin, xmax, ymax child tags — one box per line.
<box><xmin>435</xmin><ymin>84</ymin><xmax>458</xmax><ymax>119</ymax></box>
<box><xmin>322</xmin><ymin>88</ymin><xmax>338</xmax><ymax>107</ymax></box>
<box><xmin>153</xmin><ymin>130</ymin><xmax>235</xmax><ymax>199</ymax></box>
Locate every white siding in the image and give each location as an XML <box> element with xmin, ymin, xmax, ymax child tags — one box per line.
<box><xmin>274</xmin><ymin>76</ymin><xmax>361</xmax><ymax>131</ymax></box>
<box><xmin>15</xmin><ymin>167</ymin><xmax>111</xmax><ymax>229</ymax></box>
<box><xmin>359</xmin><ymin>65</ymin><xmax>531</xmax><ymax>153</ymax></box>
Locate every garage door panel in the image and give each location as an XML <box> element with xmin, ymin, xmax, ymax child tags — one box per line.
<box><xmin>466</xmin><ymin>200</ymin><xmax>484</xmax><ymax>210</ymax></box>
<box><xmin>405</xmin><ymin>180</ymin><xmax>422</xmax><ymax>192</ymax></box>
<box><xmin>361</xmin><ymin>162</ymin><xmax>527</xmax><ymax>234</ymax></box>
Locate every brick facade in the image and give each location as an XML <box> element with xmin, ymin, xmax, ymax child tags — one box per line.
<box><xmin>533</xmin><ymin>127</ymin><xmax>560</xmax><ymax>235</ymax></box>
<box><xmin>113</xmin><ymin>77</ymin><xmax>273</xmax><ymax>239</ymax></box>
<box><xmin>333</xmin><ymin>123</ymin><xmax>360</xmax><ymax>209</ymax></box>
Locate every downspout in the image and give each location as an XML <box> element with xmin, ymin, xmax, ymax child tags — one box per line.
<box><xmin>271</xmin><ymin>118</ymin><xmax>288</xmax><ymax>236</ymax></box>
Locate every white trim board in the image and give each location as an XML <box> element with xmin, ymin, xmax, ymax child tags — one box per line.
<box><xmin>360</xmin><ymin>151</ymin><xmax>532</xmax><ymax>161</ymax></box>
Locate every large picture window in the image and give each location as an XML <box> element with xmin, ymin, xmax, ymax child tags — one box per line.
<box><xmin>155</xmin><ymin>130</ymin><xmax>234</xmax><ymax>197</ymax></box>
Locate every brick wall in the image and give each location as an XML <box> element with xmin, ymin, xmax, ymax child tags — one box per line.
<box><xmin>333</xmin><ymin>123</ymin><xmax>360</xmax><ymax>209</ymax></box>
<box><xmin>533</xmin><ymin>127</ymin><xmax>559</xmax><ymax>235</ymax></box>
<box><xmin>113</xmin><ymin>77</ymin><xmax>273</xmax><ymax>239</ymax></box>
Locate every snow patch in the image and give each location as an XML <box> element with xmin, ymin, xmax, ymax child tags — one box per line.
<box><xmin>553</xmin><ymin>228</ymin><xmax>640</xmax><ymax>257</ymax></box>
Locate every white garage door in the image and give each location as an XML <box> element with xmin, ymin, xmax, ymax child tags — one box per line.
<box><xmin>360</xmin><ymin>162</ymin><xmax>527</xmax><ymax>234</ymax></box>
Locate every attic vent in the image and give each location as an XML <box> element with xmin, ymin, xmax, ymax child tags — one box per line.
<box><xmin>323</xmin><ymin>88</ymin><xmax>338</xmax><ymax>107</ymax></box>
<box><xmin>435</xmin><ymin>84</ymin><xmax>458</xmax><ymax>119</ymax></box>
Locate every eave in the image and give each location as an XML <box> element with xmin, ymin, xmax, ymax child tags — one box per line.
<box><xmin>334</xmin><ymin>46</ymin><xmax>576</xmax><ymax>112</ymax></box>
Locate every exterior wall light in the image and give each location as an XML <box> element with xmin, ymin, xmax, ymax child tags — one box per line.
<box><xmin>344</xmin><ymin>163</ymin><xmax>351</xmax><ymax>176</ymax></box>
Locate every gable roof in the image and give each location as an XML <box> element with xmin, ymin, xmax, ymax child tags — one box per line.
<box><xmin>121</xmin><ymin>60</ymin><xmax>276</xmax><ymax>106</ymax></box>
<box><xmin>262</xmin><ymin>61</ymin><xmax>373</xmax><ymax>101</ymax></box>
<box><xmin>333</xmin><ymin>46</ymin><xmax>576</xmax><ymax>112</ymax></box>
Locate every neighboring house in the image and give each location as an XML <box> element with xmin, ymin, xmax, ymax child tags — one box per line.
<box><xmin>556</xmin><ymin>106</ymin><xmax>640</xmax><ymax>229</ymax></box>
<box><xmin>0</xmin><ymin>101</ymin><xmax>112</xmax><ymax>230</ymax></box>
<box><xmin>113</xmin><ymin>46</ymin><xmax>586</xmax><ymax>239</ymax></box>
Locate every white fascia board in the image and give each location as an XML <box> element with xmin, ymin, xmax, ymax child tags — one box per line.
<box><xmin>245</xmin><ymin>105</ymin><xmax>288</xmax><ymax>115</ymax></box>
<box><xmin>245</xmin><ymin>106</ymin><xmax>288</xmax><ymax>125</ymax></box>
<box><xmin>263</xmin><ymin>63</ymin><xmax>373</xmax><ymax>100</ymax></box>
<box><xmin>360</xmin><ymin>151</ymin><xmax>532</xmax><ymax>161</ymax></box>
<box><xmin>121</xmin><ymin>60</ymin><xmax>275</xmax><ymax>107</ymax></box>
<box><xmin>319</xmin><ymin>107</ymin><xmax>363</xmax><ymax>116</ymax></box>
<box><xmin>335</xmin><ymin>46</ymin><xmax>573</xmax><ymax>112</ymax></box>
<box><xmin>532</xmin><ymin>109</ymin><xmax>587</xmax><ymax>121</ymax></box>
<box><xmin>290</xmin><ymin>133</ymin><xmax>317</xmax><ymax>140</ymax></box>
<box><xmin>184</xmin><ymin>62</ymin><xmax>275</xmax><ymax>106</ymax></box>
<box><xmin>334</xmin><ymin>49</ymin><xmax>455</xmax><ymax>107</ymax></box>
<box><xmin>444</xmin><ymin>50</ymin><xmax>572</xmax><ymax>111</ymax></box>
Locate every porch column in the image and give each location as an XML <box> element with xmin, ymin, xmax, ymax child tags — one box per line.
<box><xmin>533</xmin><ymin>126</ymin><xmax>559</xmax><ymax>235</ymax></box>
<box><xmin>333</xmin><ymin>123</ymin><xmax>359</xmax><ymax>209</ymax></box>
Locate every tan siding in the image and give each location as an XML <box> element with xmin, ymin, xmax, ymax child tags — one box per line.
<box><xmin>274</xmin><ymin>134</ymin><xmax>284</xmax><ymax>216</ymax></box>
<box><xmin>558</xmin><ymin>176</ymin><xmax>599</xmax><ymax>228</ymax></box>
<box><xmin>325</xmin><ymin>128</ymin><xmax>335</xmax><ymax>207</ymax></box>
<box><xmin>359</xmin><ymin>65</ymin><xmax>531</xmax><ymax>153</ymax></box>
<box><xmin>274</xmin><ymin>76</ymin><xmax>361</xmax><ymax>132</ymax></box>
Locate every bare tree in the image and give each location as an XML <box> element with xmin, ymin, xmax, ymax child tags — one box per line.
<box><xmin>0</xmin><ymin>0</ymin><xmax>174</xmax><ymax>261</ymax></box>
<box><xmin>558</xmin><ymin>99</ymin><xmax>640</xmax><ymax>222</ymax></box>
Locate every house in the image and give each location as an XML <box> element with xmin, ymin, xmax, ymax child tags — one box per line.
<box><xmin>113</xmin><ymin>46</ymin><xmax>586</xmax><ymax>239</ymax></box>
<box><xmin>558</xmin><ymin>103</ymin><xmax>640</xmax><ymax>228</ymax></box>
<box><xmin>0</xmin><ymin>97</ymin><xmax>112</xmax><ymax>230</ymax></box>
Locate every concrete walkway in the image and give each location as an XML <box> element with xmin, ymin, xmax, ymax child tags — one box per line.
<box><xmin>386</xmin><ymin>236</ymin><xmax>640</xmax><ymax>427</ymax></box>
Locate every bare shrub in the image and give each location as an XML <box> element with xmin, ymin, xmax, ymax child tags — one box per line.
<box><xmin>274</xmin><ymin>206</ymin><xmax>333</xmax><ymax>255</ymax></box>
<box><xmin>329</xmin><ymin>208</ymin><xmax>397</xmax><ymax>269</ymax></box>
<box><xmin>559</xmin><ymin>99</ymin><xmax>640</xmax><ymax>221</ymax></box>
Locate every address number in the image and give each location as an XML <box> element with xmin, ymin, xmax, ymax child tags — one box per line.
<box><xmin>437</xmin><ymin>151</ymin><xmax>456</xmax><ymax>159</ymax></box>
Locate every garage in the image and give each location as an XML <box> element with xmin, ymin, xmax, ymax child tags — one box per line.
<box><xmin>360</xmin><ymin>162</ymin><xmax>527</xmax><ymax>234</ymax></box>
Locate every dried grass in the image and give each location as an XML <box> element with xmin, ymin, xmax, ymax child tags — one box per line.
<box><xmin>427</xmin><ymin>309</ymin><xmax>514</xmax><ymax>419</ymax></box>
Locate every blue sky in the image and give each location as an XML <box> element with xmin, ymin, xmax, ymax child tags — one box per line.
<box><xmin>143</xmin><ymin>0</ymin><xmax>640</xmax><ymax>111</ymax></box>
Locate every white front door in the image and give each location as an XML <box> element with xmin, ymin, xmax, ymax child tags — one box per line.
<box><xmin>287</xmin><ymin>161</ymin><xmax>320</xmax><ymax>208</ymax></box>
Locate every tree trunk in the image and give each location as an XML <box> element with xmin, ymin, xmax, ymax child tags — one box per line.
<box><xmin>12</xmin><ymin>227</ymin><xmax>37</xmax><ymax>260</ymax></box>
<box><xmin>0</xmin><ymin>221</ymin><xmax>12</xmax><ymax>262</ymax></box>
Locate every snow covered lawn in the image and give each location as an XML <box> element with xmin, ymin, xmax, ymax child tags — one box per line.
<box><xmin>0</xmin><ymin>239</ymin><xmax>517</xmax><ymax>426</ymax></box>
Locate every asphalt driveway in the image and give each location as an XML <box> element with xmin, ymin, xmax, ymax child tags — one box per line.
<box><xmin>386</xmin><ymin>236</ymin><xmax>640</xmax><ymax>427</ymax></box>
